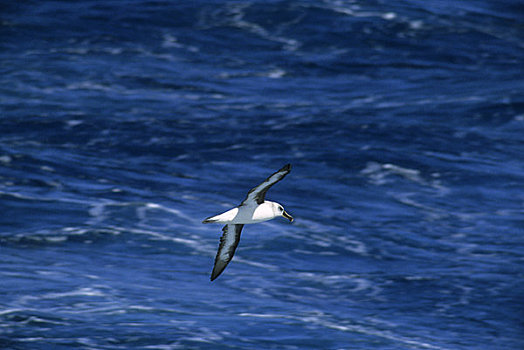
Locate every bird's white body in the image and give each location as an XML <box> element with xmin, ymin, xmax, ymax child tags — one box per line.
<box><xmin>204</xmin><ymin>201</ymin><xmax>284</xmax><ymax>224</ymax></box>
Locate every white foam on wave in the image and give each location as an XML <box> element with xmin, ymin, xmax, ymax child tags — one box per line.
<box><xmin>40</xmin><ymin>287</ymin><xmax>107</xmax><ymax>299</ymax></box>
<box><xmin>0</xmin><ymin>155</ymin><xmax>12</xmax><ymax>164</ymax></box>
<box><xmin>86</xmin><ymin>199</ymin><xmax>115</xmax><ymax>225</ymax></box>
<box><xmin>267</xmin><ymin>68</ymin><xmax>286</xmax><ymax>79</ymax></box>
<box><xmin>361</xmin><ymin>162</ymin><xmax>449</xmax><ymax>195</ymax></box>
<box><xmin>409</xmin><ymin>19</ymin><xmax>424</xmax><ymax>29</ymax></box>
<box><xmin>143</xmin><ymin>202</ymin><xmax>197</xmax><ymax>223</ymax></box>
<box><xmin>87</xmin><ymin>200</ymin><xmax>199</xmax><ymax>230</ymax></box>
<box><xmin>284</xmin><ymin>216</ymin><xmax>369</xmax><ymax>256</ymax></box>
<box><xmin>296</xmin><ymin>272</ymin><xmax>381</xmax><ymax>296</ymax></box>
<box><xmin>219</xmin><ymin>68</ymin><xmax>287</xmax><ymax>80</ymax></box>
<box><xmin>0</xmin><ymin>308</ymin><xmax>25</xmax><ymax>316</ymax></box>
<box><xmin>22</xmin><ymin>315</ymin><xmax>67</xmax><ymax>326</ymax></box>
<box><xmin>16</xmin><ymin>337</ymin><xmax>46</xmax><ymax>342</ymax></box>
<box><xmin>238</xmin><ymin>311</ymin><xmax>449</xmax><ymax>350</ymax></box>
<box><xmin>143</xmin><ymin>345</ymin><xmax>185</xmax><ymax>350</ymax></box>
<box><xmin>197</xmin><ymin>3</ymin><xmax>301</xmax><ymax>51</ymax></box>
<box><xmin>42</xmin><ymin>235</ymin><xmax>68</xmax><ymax>243</ymax></box>
<box><xmin>161</xmin><ymin>33</ymin><xmax>199</xmax><ymax>53</ymax></box>
<box><xmin>66</xmin><ymin>81</ymin><xmax>113</xmax><ymax>92</ymax></box>
<box><xmin>362</xmin><ymin>162</ymin><xmax>423</xmax><ymax>186</ymax></box>
<box><xmin>233</xmin><ymin>256</ymin><xmax>279</xmax><ymax>271</ymax></box>
<box><xmin>17</xmin><ymin>286</ymin><xmax>110</xmax><ymax>307</ymax></box>
<box><xmin>320</xmin><ymin>0</ymin><xmax>397</xmax><ymax>21</ymax></box>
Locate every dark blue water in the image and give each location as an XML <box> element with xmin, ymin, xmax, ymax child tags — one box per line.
<box><xmin>1</xmin><ymin>1</ymin><xmax>523</xmax><ymax>349</ymax></box>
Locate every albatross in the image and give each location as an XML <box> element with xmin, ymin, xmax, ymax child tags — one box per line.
<box><xmin>203</xmin><ymin>164</ymin><xmax>293</xmax><ymax>281</ymax></box>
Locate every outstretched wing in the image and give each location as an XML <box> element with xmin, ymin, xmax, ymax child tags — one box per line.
<box><xmin>240</xmin><ymin>164</ymin><xmax>291</xmax><ymax>206</ymax></box>
<box><xmin>210</xmin><ymin>224</ymin><xmax>244</xmax><ymax>281</ymax></box>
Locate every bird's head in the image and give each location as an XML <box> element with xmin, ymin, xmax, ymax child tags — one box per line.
<box><xmin>271</xmin><ymin>202</ymin><xmax>294</xmax><ymax>222</ymax></box>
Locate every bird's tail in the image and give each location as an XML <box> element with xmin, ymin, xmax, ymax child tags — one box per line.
<box><xmin>202</xmin><ymin>215</ymin><xmax>219</xmax><ymax>224</ymax></box>
<box><xmin>202</xmin><ymin>208</ymin><xmax>236</xmax><ymax>224</ymax></box>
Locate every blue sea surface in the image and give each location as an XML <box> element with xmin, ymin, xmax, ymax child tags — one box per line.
<box><xmin>1</xmin><ymin>1</ymin><xmax>523</xmax><ymax>349</ymax></box>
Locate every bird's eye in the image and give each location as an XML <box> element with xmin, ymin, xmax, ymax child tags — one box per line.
<box><xmin>279</xmin><ymin>206</ymin><xmax>284</xmax><ymax>212</ymax></box>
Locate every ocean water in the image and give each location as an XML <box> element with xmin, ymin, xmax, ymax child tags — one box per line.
<box><xmin>1</xmin><ymin>1</ymin><xmax>523</xmax><ymax>349</ymax></box>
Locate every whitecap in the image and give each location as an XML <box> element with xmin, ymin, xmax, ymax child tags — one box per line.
<box><xmin>361</xmin><ymin>161</ymin><xmax>448</xmax><ymax>194</ymax></box>
<box><xmin>0</xmin><ymin>155</ymin><xmax>12</xmax><ymax>164</ymax></box>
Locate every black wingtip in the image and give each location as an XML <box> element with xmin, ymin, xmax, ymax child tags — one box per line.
<box><xmin>210</xmin><ymin>274</ymin><xmax>220</xmax><ymax>281</ymax></box>
<box><xmin>282</xmin><ymin>163</ymin><xmax>291</xmax><ymax>171</ymax></box>
<box><xmin>210</xmin><ymin>268</ymin><xmax>218</xmax><ymax>281</ymax></box>
<box><xmin>210</xmin><ymin>265</ymin><xmax>223</xmax><ymax>281</ymax></box>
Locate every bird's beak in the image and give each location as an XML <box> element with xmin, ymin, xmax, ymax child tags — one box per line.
<box><xmin>282</xmin><ymin>210</ymin><xmax>294</xmax><ymax>222</ymax></box>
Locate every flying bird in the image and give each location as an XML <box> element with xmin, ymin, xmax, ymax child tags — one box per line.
<box><xmin>203</xmin><ymin>164</ymin><xmax>293</xmax><ymax>281</ymax></box>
